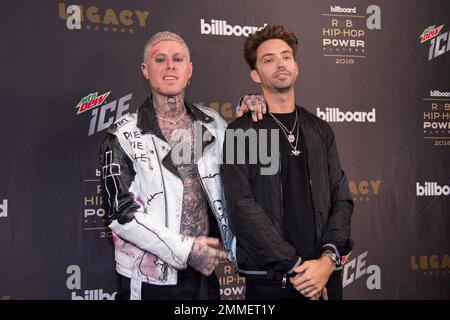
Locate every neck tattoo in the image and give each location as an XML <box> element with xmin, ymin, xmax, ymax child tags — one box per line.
<box><xmin>153</xmin><ymin>91</ymin><xmax>186</xmax><ymax>125</ymax></box>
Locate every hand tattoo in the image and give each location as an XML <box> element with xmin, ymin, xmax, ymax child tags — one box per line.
<box><xmin>187</xmin><ymin>236</ymin><xmax>226</xmax><ymax>276</ymax></box>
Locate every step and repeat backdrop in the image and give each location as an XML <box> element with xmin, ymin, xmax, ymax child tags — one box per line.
<box><xmin>0</xmin><ymin>0</ymin><xmax>449</xmax><ymax>300</ymax></box>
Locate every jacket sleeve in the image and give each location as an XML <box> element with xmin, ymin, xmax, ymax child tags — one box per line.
<box><xmin>320</xmin><ymin>124</ymin><xmax>354</xmax><ymax>260</ymax></box>
<box><xmin>220</xmin><ymin>124</ymin><xmax>300</xmax><ymax>273</ymax></box>
<box><xmin>100</xmin><ymin>132</ymin><xmax>194</xmax><ymax>270</ymax></box>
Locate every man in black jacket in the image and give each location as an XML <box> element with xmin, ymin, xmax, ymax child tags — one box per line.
<box><xmin>221</xmin><ymin>25</ymin><xmax>354</xmax><ymax>300</ymax></box>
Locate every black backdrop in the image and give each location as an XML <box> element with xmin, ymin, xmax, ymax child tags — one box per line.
<box><xmin>0</xmin><ymin>0</ymin><xmax>449</xmax><ymax>299</ymax></box>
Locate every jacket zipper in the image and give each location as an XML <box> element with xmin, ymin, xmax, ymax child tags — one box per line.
<box><xmin>195</xmin><ymin>136</ymin><xmax>229</xmax><ymax>256</ymax></box>
<box><xmin>151</xmin><ymin>136</ymin><xmax>170</xmax><ymax>280</ymax></box>
<box><xmin>281</xmin><ymin>274</ymin><xmax>287</xmax><ymax>289</ymax></box>
<box><xmin>300</xmin><ymin>120</ymin><xmax>321</xmax><ymax>244</ymax></box>
<box><xmin>151</xmin><ymin>136</ymin><xmax>169</xmax><ymax>228</ymax></box>
<box><xmin>195</xmin><ymin>168</ymin><xmax>227</xmax><ymax>248</ymax></box>
<box><xmin>279</xmin><ymin>153</ymin><xmax>286</xmax><ymax>240</ymax></box>
<box><xmin>279</xmin><ymin>153</ymin><xmax>288</xmax><ymax>288</ymax></box>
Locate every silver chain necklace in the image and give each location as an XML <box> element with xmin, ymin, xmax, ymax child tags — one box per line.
<box><xmin>268</xmin><ymin>109</ymin><xmax>302</xmax><ymax>156</ymax></box>
<box><xmin>155</xmin><ymin>110</ymin><xmax>186</xmax><ymax>124</ymax></box>
<box><xmin>269</xmin><ymin>108</ymin><xmax>298</xmax><ymax>142</ymax></box>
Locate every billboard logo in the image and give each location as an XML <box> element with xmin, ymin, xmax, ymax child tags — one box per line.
<box><xmin>430</xmin><ymin>89</ymin><xmax>450</xmax><ymax>98</ymax></box>
<box><xmin>330</xmin><ymin>6</ymin><xmax>356</xmax><ymax>14</ymax></box>
<box><xmin>66</xmin><ymin>265</ymin><xmax>116</xmax><ymax>300</ymax></box>
<box><xmin>317</xmin><ymin>107</ymin><xmax>376</xmax><ymax>123</ymax></box>
<box><xmin>201</xmin><ymin>19</ymin><xmax>267</xmax><ymax>37</ymax></box>
<box><xmin>416</xmin><ymin>182</ymin><xmax>450</xmax><ymax>196</ymax></box>
<box><xmin>0</xmin><ymin>199</ymin><xmax>8</xmax><ymax>218</ymax></box>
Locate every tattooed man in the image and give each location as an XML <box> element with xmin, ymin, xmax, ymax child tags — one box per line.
<box><xmin>100</xmin><ymin>32</ymin><xmax>236</xmax><ymax>300</ymax></box>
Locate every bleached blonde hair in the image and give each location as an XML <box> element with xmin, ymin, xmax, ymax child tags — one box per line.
<box><xmin>142</xmin><ymin>31</ymin><xmax>190</xmax><ymax>63</ymax></box>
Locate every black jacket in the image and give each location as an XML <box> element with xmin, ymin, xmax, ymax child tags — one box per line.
<box><xmin>220</xmin><ymin>106</ymin><xmax>354</xmax><ymax>276</ymax></box>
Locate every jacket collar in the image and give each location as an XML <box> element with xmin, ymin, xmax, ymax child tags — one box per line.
<box><xmin>297</xmin><ymin>105</ymin><xmax>307</xmax><ymax>127</ymax></box>
<box><xmin>137</xmin><ymin>95</ymin><xmax>213</xmax><ymax>138</ymax></box>
<box><xmin>136</xmin><ymin>95</ymin><xmax>215</xmax><ymax>179</ymax></box>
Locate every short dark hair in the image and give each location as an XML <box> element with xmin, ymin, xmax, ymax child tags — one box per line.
<box><xmin>244</xmin><ymin>25</ymin><xmax>298</xmax><ymax>70</ymax></box>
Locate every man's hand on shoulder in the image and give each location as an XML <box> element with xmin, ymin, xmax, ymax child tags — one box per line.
<box><xmin>235</xmin><ymin>94</ymin><xmax>267</xmax><ymax>122</ymax></box>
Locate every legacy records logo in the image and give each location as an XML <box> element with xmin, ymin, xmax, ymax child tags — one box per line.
<box><xmin>420</xmin><ymin>24</ymin><xmax>450</xmax><ymax>61</ymax></box>
<box><xmin>201</xmin><ymin>19</ymin><xmax>267</xmax><ymax>37</ymax></box>
<box><xmin>349</xmin><ymin>180</ymin><xmax>381</xmax><ymax>202</ymax></box>
<box><xmin>411</xmin><ymin>254</ymin><xmax>450</xmax><ymax>276</ymax></box>
<box><xmin>316</xmin><ymin>107</ymin><xmax>376</xmax><ymax>122</ymax></box>
<box><xmin>58</xmin><ymin>3</ymin><xmax>149</xmax><ymax>33</ymax></box>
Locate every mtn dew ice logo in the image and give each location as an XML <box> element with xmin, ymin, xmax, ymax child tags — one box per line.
<box><xmin>420</xmin><ymin>25</ymin><xmax>444</xmax><ymax>43</ymax></box>
<box><xmin>74</xmin><ymin>90</ymin><xmax>133</xmax><ymax>136</ymax></box>
<box><xmin>419</xmin><ymin>24</ymin><xmax>450</xmax><ymax>61</ymax></box>
<box><xmin>75</xmin><ymin>91</ymin><xmax>111</xmax><ymax>115</ymax></box>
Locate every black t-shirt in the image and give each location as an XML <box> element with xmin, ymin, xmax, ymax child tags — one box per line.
<box><xmin>268</xmin><ymin>108</ymin><xmax>317</xmax><ymax>260</ymax></box>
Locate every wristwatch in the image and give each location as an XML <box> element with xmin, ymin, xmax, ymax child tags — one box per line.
<box><xmin>322</xmin><ymin>250</ymin><xmax>341</xmax><ymax>267</ymax></box>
